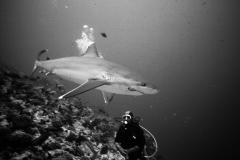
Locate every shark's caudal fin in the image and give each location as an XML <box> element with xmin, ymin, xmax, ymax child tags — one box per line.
<box><xmin>58</xmin><ymin>79</ymin><xmax>109</xmax><ymax>99</ymax></box>
<box><xmin>29</xmin><ymin>49</ymin><xmax>48</xmax><ymax>79</ymax></box>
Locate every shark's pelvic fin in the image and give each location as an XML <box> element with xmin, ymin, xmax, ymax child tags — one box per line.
<box><xmin>45</xmin><ymin>71</ymin><xmax>55</xmax><ymax>76</ymax></box>
<box><xmin>81</xmin><ymin>43</ymin><xmax>102</xmax><ymax>58</ymax></box>
<box><xmin>102</xmin><ymin>91</ymin><xmax>115</xmax><ymax>103</ymax></box>
<box><xmin>58</xmin><ymin>79</ymin><xmax>108</xmax><ymax>99</ymax></box>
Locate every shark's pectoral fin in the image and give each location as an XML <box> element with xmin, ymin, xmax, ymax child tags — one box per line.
<box><xmin>102</xmin><ymin>91</ymin><xmax>115</xmax><ymax>103</ymax></box>
<box><xmin>58</xmin><ymin>79</ymin><xmax>108</xmax><ymax>99</ymax></box>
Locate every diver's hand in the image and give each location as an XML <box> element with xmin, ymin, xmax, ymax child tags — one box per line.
<box><xmin>115</xmin><ymin>143</ymin><xmax>127</xmax><ymax>155</ymax></box>
<box><xmin>125</xmin><ymin>154</ymin><xmax>129</xmax><ymax>160</ymax></box>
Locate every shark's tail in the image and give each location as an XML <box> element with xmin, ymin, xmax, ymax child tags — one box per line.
<box><xmin>29</xmin><ymin>49</ymin><xmax>48</xmax><ymax>79</ymax></box>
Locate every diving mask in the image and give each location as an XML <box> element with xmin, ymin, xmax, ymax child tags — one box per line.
<box><xmin>122</xmin><ymin>114</ymin><xmax>132</xmax><ymax>124</ymax></box>
<box><xmin>122</xmin><ymin>114</ymin><xmax>132</xmax><ymax>120</ymax></box>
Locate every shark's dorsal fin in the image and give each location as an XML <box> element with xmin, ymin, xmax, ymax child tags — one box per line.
<box><xmin>81</xmin><ymin>43</ymin><xmax>103</xmax><ymax>58</ymax></box>
<box><xmin>58</xmin><ymin>79</ymin><xmax>108</xmax><ymax>99</ymax></box>
<box><xmin>102</xmin><ymin>91</ymin><xmax>115</xmax><ymax>103</ymax></box>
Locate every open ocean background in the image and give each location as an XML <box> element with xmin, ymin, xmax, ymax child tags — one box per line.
<box><xmin>1</xmin><ymin>1</ymin><xmax>239</xmax><ymax>159</ymax></box>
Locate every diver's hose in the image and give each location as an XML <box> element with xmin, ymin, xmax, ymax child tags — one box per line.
<box><xmin>139</xmin><ymin>125</ymin><xmax>158</xmax><ymax>158</ymax></box>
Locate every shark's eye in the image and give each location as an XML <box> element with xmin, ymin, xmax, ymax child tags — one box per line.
<box><xmin>141</xmin><ymin>82</ymin><xmax>146</xmax><ymax>86</ymax></box>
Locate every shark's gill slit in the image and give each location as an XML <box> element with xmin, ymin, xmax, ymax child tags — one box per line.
<box><xmin>103</xmin><ymin>72</ymin><xmax>114</xmax><ymax>82</ymax></box>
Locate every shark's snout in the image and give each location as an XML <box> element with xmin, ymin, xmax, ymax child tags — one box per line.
<box><xmin>140</xmin><ymin>83</ymin><xmax>159</xmax><ymax>94</ymax></box>
<box><xmin>145</xmin><ymin>83</ymin><xmax>159</xmax><ymax>94</ymax></box>
<box><xmin>132</xmin><ymin>82</ymin><xmax>159</xmax><ymax>95</ymax></box>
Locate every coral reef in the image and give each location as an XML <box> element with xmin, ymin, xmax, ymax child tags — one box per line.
<box><xmin>0</xmin><ymin>62</ymin><xmax>160</xmax><ymax>160</ymax></box>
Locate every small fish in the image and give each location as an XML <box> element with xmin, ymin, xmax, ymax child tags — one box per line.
<box><xmin>21</xmin><ymin>84</ymin><xmax>32</xmax><ymax>90</ymax></box>
<box><xmin>39</xmin><ymin>70</ymin><xmax>46</xmax><ymax>74</ymax></box>
<box><xmin>29</xmin><ymin>76</ymin><xmax>40</xmax><ymax>81</ymax></box>
<box><xmin>56</xmin><ymin>84</ymin><xmax>65</xmax><ymax>90</ymax></box>
<box><xmin>26</xmin><ymin>91</ymin><xmax>39</xmax><ymax>95</ymax></box>
<box><xmin>101</xmin><ymin>32</ymin><xmax>107</xmax><ymax>38</ymax></box>
<box><xmin>51</xmin><ymin>157</ymin><xmax>67</xmax><ymax>160</ymax></box>
<box><xmin>32</xmin><ymin>132</ymin><xmax>52</xmax><ymax>146</ymax></box>
<box><xmin>4</xmin><ymin>71</ymin><xmax>22</xmax><ymax>79</ymax></box>
<box><xmin>31</xmin><ymin>99</ymin><xmax>44</xmax><ymax>106</ymax></box>
<box><xmin>34</xmin><ymin>86</ymin><xmax>44</xmax><ymax>90</ymax></box>
<box><xmin>48</xmin><ymin>90</ymin><xmax>57</xmax><ymax>95</ymax></box>
<box><xmin>14</xmin><ymin>80</ymin><xmax>26</xmax><ymax>87</ymax></box>
<box><xmin>37</xmin><ymin>97</ymin><xmax>45</xmax><ymax>102</ymax></box>
<box><xmin>29</xmin><ymin>94</ymin><xmax>40</xmax><ymax>99</ymax></box>
<box><xmin>75</xmin><ymin>135</ymin><xmax>88</xmax><ymax>143</ymax></box>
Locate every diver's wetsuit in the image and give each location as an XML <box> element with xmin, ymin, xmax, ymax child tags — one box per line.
<box><xmin>115</xmin><ymin>121</ymin><xmax>146</xmax><ymax>160</ymax></box>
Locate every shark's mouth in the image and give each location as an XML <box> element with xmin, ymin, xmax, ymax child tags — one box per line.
<box><xmin>128</xmin><ymin>87</ymin><xmax>144</xmax><ymax>95</ymax></box>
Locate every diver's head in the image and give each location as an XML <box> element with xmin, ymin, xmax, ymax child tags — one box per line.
<box><xmin>122</xmin><ymin>111</ymin><xmax>134</xmax><ymax>124</ymax></box>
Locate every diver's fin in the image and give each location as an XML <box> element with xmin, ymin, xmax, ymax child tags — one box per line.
<box><xmin>58</xmin><ymin>79</ymin><xmax>108</xmax><ymax>99</ymax></box>
<box><xmin>81</xmin><ymin>43</ymin><xmax>102</xmax><ymax>58</ymax></box>
<box><xmin>102</xmin><ymin>91</ymin><xmax>115</xmax><ymax>103</ymax></box>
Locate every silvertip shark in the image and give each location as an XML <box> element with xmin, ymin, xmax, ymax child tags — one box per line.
<box><xmin>30</xmin><ymin>43</ymin><xmax>159</xmax><ymax>103</ymax></box>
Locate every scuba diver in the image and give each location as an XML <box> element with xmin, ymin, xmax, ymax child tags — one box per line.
<box><xmin>115</xmin><ymin>111</ymin><xmax>146</xmax><ymax>160</ymax></box>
